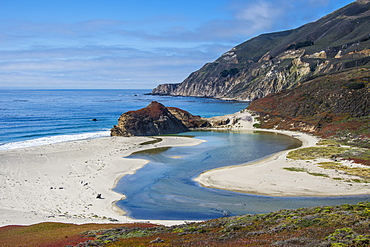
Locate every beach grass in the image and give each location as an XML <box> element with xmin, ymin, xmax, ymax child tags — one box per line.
<box><xmin>283</xmin><ymin>167</ymin><xmax>307</xmax><ymax>172</ymax></box>
<box><xmin>316</xmin><ymin>139</ymin><xmax>370</xmax><ymax>165</ymax></box>
<box><xmin>317</xmin><ymin>139</ymin><xmax>342</xmax><ymax>146</ymax></box>
<box><xmin>139</xmin><ymin>137</ymin><xmax>162</xmax><ymax>146</ymax></box>
<box><xmin>319</xmin><ymin>162</ymin><xmax>370</xmax><ymax>182</ymax></box>
<box><xmin>287</xmin><ymin>146</ymin><xmax>349</xmax><ymax>160</ymax></box>
<box><xmin>283</xmin><ymin>167</ymin><xmax>329</xmax><ymax>178</ymax></box>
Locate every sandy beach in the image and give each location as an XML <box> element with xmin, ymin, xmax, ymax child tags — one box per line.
<box><xmin>1</xmin><ymin>111</ymin><xmax>369</xmax><ymax>227</ymax></box>
<box><xmin>0</xmin><ymin>136</ymin><xmax>204</xmax><ymax>227</ymax></box>
<box><xmin>196</xmin><ymin>111</ymin><xmax>370</xmax><ymax>197</ymax></box>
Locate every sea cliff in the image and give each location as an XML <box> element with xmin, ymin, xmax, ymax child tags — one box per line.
<box><xmin>152</xmin><ymin>0</ymin><xmax>370</xmax><ymax>101</ymax></box>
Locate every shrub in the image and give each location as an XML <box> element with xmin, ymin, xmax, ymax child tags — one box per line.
<box><xmin>287</xmin><ymin>146</ymin><xmax>349</xmax><ymax>160</ymax></box>
<box><xmin>345</xmin><ymin>81</ymin><xmax>365</xmax><ymax>90</ymax></box>
<box><xmin>220</xmin><ymin>68</ymin><xmax>239</xmax><ymax>77</ymax></box>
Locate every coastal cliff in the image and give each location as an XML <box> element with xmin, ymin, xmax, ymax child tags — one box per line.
<box><xmin>151</xmin><ymin>0</ymin><xmax>370</xmax><ymax>101</ymax></box>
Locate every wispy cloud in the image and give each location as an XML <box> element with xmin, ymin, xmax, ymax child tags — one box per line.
<box><xmin>0</xmin><ymin>44</ymin><xmax>227</xmax><ymax>89</ymax></box>
<box><xmin>233</xmin><ymin>1</ymin><xmax>284</xmax><ymax>29</ymax></box>
<box><xmin>0</xmin><ymin>0</ymin><xmax>353</xmax><ymax>89</ymax></box>
<box><xmin>0</xmin><ymin>16</ymin><xmax>237</xmax><ymax>89</ymax></box>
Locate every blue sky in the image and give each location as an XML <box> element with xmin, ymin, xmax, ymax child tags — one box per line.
<box><xmin>0</xmin><ymin>0</ymin><xmax>355</xmax><ymax>89</ymax></box>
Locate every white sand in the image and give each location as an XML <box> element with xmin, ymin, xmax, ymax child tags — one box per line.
<box><xmin>0</xmin><ymin>136</ymin><xmax>204</xmax><ymax>227</ymax></box>
<box><xmin>195</xmin><ymin>111</ymin><xmax>370</xmax><ymax>197</ymax></box>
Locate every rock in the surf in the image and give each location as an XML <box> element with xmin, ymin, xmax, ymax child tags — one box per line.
<box><xmin>111</xmin><ymin>101</ymin><xmax>191</xmax><ymax>137</ymax></box>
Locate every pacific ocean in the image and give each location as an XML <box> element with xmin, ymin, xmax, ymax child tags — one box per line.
<box><xmin>0</xmin><ymin>89</ymin><xmax>248</xmax><ymax>150</ymax></box>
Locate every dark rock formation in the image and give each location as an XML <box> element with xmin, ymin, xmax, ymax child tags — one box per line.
<box><xmin>111</xmin><ymin>101</ymin><xmax>204</xmax><ymax>137</ymax></box>
<box><xmin>167</xmin><ymin>107</ymin><xmax>211</xmax><ymax>128</ymax></box>
<box><xmin>151</xmin><ymin>0</ymin><xmax>370</xmax><ymax>101</ymax></box>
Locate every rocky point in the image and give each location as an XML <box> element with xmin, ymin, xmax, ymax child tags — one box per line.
<box><xmin>110</xmin><ymin>101</ymin><xmax>209</xmax><ymax>137</ymax></box>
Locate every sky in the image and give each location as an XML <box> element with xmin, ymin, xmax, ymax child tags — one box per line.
<box><xmin>0</xmin><ymin>0</ymin><xmax>355</xmax><ymax>89</ymax></box>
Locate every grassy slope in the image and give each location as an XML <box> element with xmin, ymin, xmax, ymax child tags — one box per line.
<box><xmin>248</xmin><ymin>67</ymin><xmax>370</xmax><ymax>148</ymax></box>
<box><xmin>0</xmin><ymin>223</ymin><xmax>156</xmax><ymax>247</ymax></box>
<box><xmin>1</xmin><ymin>202</ymin><xmax>369</xmax><ymax>246</ymax></box>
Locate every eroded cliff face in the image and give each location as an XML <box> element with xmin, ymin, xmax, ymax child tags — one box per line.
<box><xmin>153</xmin><ymin>48</ymin><xmax>370</xmax><ymax>101</ymax></box>
<box><xmin>151</xmin><ymin>83</ymin><xmax>180</xmax><ymax>95</ymax></box>
<box><xmin>151</xmin><ymin>1</ymin><xmax>370</xmax><ymax>101</ymax></box>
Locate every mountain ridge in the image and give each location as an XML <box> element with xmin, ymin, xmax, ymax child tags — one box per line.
<box><xmin>151</xmin><ymin>0</ymin><xmax>370</xmax><ymax>101</ymax></box>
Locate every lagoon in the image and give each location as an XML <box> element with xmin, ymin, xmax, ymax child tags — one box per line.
<box><xmin>115</xmin><ymin>130</ymin><xmax>370</xmax><ymax>220</ymax></box>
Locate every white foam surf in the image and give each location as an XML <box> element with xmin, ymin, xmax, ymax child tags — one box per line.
<box><xmin>0</xmin><ymin>131</ymin><xmax>110</xmax><ymax>150</ymax></box>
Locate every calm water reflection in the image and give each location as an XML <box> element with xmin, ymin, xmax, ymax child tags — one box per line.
<box><xmin>114</xmin><ymin>130</ymin><xmax>369</xmax><ymax>220</ymax></box>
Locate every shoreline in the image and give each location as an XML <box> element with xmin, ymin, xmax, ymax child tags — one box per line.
<box><xmin>1</xmin><ymin>111</ymin><xmax>369</xmax><ymax>227</ymax></box>
<box><xmin>0</xmin><ymin>136</ymin><xmax>205</xmax><ymax>227</ymax></box>
<box><xmin>195</xmin><ymin>111</ymin><xmax>370</xmax><ymax>197</ymax></box>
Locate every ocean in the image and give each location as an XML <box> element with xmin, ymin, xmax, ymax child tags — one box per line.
<box><xmin>0</xmin><ymin>89</ymin><xmax>248</xmax><ymax>150</ymax></box>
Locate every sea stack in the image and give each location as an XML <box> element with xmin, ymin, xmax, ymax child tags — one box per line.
<box><xmin>111</xmin><ymin>101</ymin><xmax>189</xmax><ymax>137</ymax></box>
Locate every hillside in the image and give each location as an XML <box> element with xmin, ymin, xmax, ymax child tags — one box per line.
<box><xmin>151</xmin><ymin>0</ymin><xmax>370</xmax><ymax>101</ymax></box>
<box><xmin>247</xmin><ymin>67</ymin><xmax>370</xmax><ymax>148</ymax></box>
<box><xmin>2</xmin><ymin>202</ymin><xmax>369</xmax><ymax>246</ymax></box>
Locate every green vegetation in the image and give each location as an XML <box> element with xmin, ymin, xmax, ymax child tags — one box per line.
<box><xmin>319</xmin><ymin>162</ymin><xmax>370</xmax><ymax>182</ymax></box>
<box><xmin>307</xmin><ymin>171</ymin><xmax>330</xmax><ymax>177</ymax></box>
<box><xmin>4</xmin><ymin>202</ymin><xmax>370</xmax><ymax>246</ymax></box>
<box><xmin>339</xmin><ymin>148</ymin><xmax>370</xmax><ymax>165</ymax></box>
<box><xmin>317</xmin><ymin>138</ymin><xmax>370</xmax><ymax>165</ymax></box>
<box><xmin>248</xmin><ymin>68</ymin><xmax>370</xmax><ymax>155</ymax></box>
<box><xmin>285</xmin><ymin>143</ymin><xmax>370</xmax><ymax>181</ymax></box>
<box><xmin>332</xmin><ymin>116</ymin><xmax>370</xmax><ymax>149</ymax></box>
<box><xmin>139</xmin><ymin>137</ymin><xmax>162</xmax><ymax>146</ymax></box>
<box><xmin>285</xmin><ymin>40</ymin><xmax>315</xmax><ymax>50</ymax></box>
<box><xmin>287</xmin><ymin>146</ymin><xmax>349</xmax><ymax>160</ymax></box>
<box><xmin>220</xmin><ymin>68</ymin><xmax>239</xmax><ymax>77</ymax></box>
<box><xmin>283</xmin><ymin>167</ymin><xmax>307</xmax><ymax>172</ymax></box>
<box><xmin>132</xmin><ymin>147</ymin><xmax>170</xmax><ymax>155</ymax></box>
<box><xmin>283</xmin><ymin>167</ymin><xmax>329</xmax><ymax>178</ymax></box>
<box><xmin>345</xmin><ymin>81</ymin><xmax>366</xmax><ymax>90</ymax></box>
<box><xmin>2</xmin><ymin>2</ymin><xmax>370</xmax><ymax>247</ymax></box>
<box><xmin>317</xmin><ymin>139</ymin><xmax>342</xmax><ymax>146</ymax></box>
<box><xmin>0</xmin><ymin>223</ymin><xmax>131</xmax><ymax>247</ymax></box>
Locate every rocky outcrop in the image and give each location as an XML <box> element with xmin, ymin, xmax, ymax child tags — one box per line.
<box><xmin>247</xmin><ymin>68</ymin><xmax>370</xmax><ymax>143</ymax></box>
<box><xmin>167</xmin><ymin>107</ymin><xmax>211</xmax><ymax>128</ymax></box>
<box><xmin>111</xmin><ymin>101</ymin><xmax>211</xmax><ymax>137</ymax></box>
<box><xmin>151</xmin><ymin>83</ymin><xmax>180</xmax><ymax>96</ymax></box>
<box><xmin>111</xmin><ymin>101</ymin><xmax>189</xmax><ymax>137</ymax></box>
<box><xmin>151</xmin><ymin>1</ymin><xmax>370</xmax><ymax>101</ymax></box>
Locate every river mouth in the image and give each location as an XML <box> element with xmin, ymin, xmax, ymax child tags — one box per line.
<box><xmin>114</xmin><ymin>130</ymin><xmax>369</xmax><ymax>221</ymax></box>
